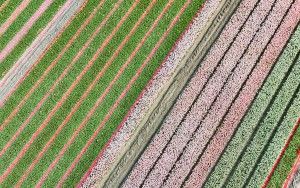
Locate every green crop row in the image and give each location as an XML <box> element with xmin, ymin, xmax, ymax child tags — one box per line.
<box><xmin>204</xmin><ymin>25</ymin><xmax>300</xmax><ymax>188</ymax></box>
<box><xmin>0</xmin><ymin>0</ymin><xmax>66</xmax><ymax>78</ymax></box>
<box><xmin>0</xmin><ymin>0</ymin><xmax>23</xmax><ymax>26</ymax></box>
<box><xmin>0</xmin><ymin>0</ymin><xmax>205</xmax><ymax>187</ymax></box>
<box><xmin>267</xmin><ymin>120</ymin><xmax>300</xmax><ymax>187</ymax></box>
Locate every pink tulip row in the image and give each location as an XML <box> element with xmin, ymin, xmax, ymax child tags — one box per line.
<box><xmin>123</xmin><ymin>0</ymin><xmax>300</xmax><ymax>187</ymax></box>
<box><xmin>184</xmin><ymin>1</ymin><xmax>300</xmax><ymax>187</ymax></box>
<box><xmin>79</xmin><ymin>0</ymin><xmax>224</xmax><ymax>186</ymax></box>
<box><xmin>124</xmin><ymin>0</ymin><xmax>261</xmax><ymax>186</ymax></box>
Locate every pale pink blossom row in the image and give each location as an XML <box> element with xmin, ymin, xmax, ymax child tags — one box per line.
<box><xmin>123</xmin><ymin>0</ymin><xmax>265</xmax><ymax>186</ymax></box>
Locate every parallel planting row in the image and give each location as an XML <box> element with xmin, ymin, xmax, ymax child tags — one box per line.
<box><xmin>123</xmin><ymin>0</ymin><xmax>300</xmax><ymax>187</ymax></box>
<box><xmin>0</xmin><ymin>0</ymin><xmax>66</xmax><ymax>77</ymax></box>
<box><xmin>0</xmin><ymin>0</ymin><xmax>205</xmax><ymax>187</ymax></box>
<box><xmin>205</xmin><ymin>24</ymin><xmax>300</xmax><ymax>188</ymax></box>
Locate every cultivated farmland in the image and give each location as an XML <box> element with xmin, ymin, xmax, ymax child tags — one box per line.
<box><xmin>0</xmin><ymin>0</ymin><xmax>299</xmax><ymax>187</ymax></box>
<box><xmin>122</xmin><ymin>0</ymin><xmax>300</xmax><ymax>187</ymax></box>
<box><xmin>0</xmin><ymin>0</ymin><xmax>206</xmax><ymax>187</ymax></box>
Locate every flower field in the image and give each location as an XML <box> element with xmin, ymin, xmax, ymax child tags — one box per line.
<box><xmin>123</xmin><ymin>0</ymin><xmax>300</xmax><ymax>187</ymax></box>
<box><xmin>0</xmin><ymin>0</ymin><xmax>299</xmax><ymax>187</ymax></box>
<box><xmin>0</xmin><ymin>0</ymin><xmax>205</xmax><ymax>187</ymax></box>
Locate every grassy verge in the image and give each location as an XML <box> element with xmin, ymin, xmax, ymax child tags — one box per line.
<box><xmin>0</xmin><ymin>0</ymin><xmax>205</xmax><ymax>187</ymax></box>
<box><xmin>204</xmin><ymin>25</ymin><xmax>300</xmax><ymax>188</ymax></box>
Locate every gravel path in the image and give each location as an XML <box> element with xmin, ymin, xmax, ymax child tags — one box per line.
<box><xmin>79</xmin><ymin>0</ymin><xmax>225</xmax><ymax>187</ymax></box>
<box><xmin>0</xmin><ymin>0</ymin><xmax>86</xmax><ymax>107</ymax></box>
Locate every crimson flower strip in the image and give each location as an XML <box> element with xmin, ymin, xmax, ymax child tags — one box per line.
<box><xmin>185</xmin><ymin>2</ymin><xmax>300</xmax><ymax>187</ymax></box>
<box><xmin>0</xmin><ymin>0</ymin><xmax>105</xmax><ymax>131</ymax></box>
<box><xmin>0</xmin><ymin>0</ymin><xmax>31</xmax><ymax>36</ymax></box>
<box><xmin>0</xmin><ymin>0</ymin><xmax>119</xmax><ymax>158</ymax></box>
<box><xmin>54</xmin><ymin>2</ymin><xmax>190</xmax><ymax>186</ymax></box>
<box><xmin>14</xmin><ymin>0</ymin><xmax>159</xmax><ymax>186</ymax></box>
<box><xmin>0</xmin><ymin>0</ymin><xmax>125</xmax><ymax>184</ymax></box>
<box><xmin>0</xmin><ymin>0</ymin><xmax>53</xmax><ymax>62</ymax></box>
<box><xmin>122</xmin><ymin>0</ymin><xmax>259</xmax><ymax>186</ymax></box>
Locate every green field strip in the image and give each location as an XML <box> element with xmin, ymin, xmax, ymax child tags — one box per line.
<box><xmin>267</xmin><ymin>122</ymin><xmax>300</xmax><ymax>187</ymax></box>
<box><xmin>0</xmin><ymin>0</ymin><xmax>116</xmax><ymax>141</ymax></box>
<box><xmin>0</xmin><ymin>0</ymin><xmax>112</xmax><ymax>124</ymax></box>
<box><xmin>27</xmin><ymin>1</ymin><xmax>188</xmax><ymax>187</ymax></box>
<box><xmin>0</xmin><ymin>0</ymin><xmax>67</xmax><ymax>78</ymax></box>
<box><xmin>0</xmin><ymin>0</ymin><xmax>123</xmax><ymax>175</ymax></box>
<box><xmin>248</xmin><ymin>90</ymin><xmax>300</xmax><ymax>187</ymax></box>
<box><xmin>0</xmin><ymin>0</ymin><xmax>205</xmax><ymax>186</ymax></box>
<box><xmin>225</xmin><ymin>54</ymin><xmax>300</xmax><ymax>187</ymax></box>
<box><xmin>0</xmin><ymin>0</ymin><xmax>44</xmax><ymax>50</ymax></box>
<box><xmin>0</xmin><ymin>0</ymin><xmax>22</xmax><ymax>25</ymax></box>
<box><xmin>204</xmin><ymin>25</ymin><xmax>300</xmax><ymax>188</ymax></box>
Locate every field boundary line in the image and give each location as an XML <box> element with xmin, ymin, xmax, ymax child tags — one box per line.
<box><xmin>56</xmin><ymin>1</ymin><xmax>190</xmax><ymax>187</ymax></box>
<box><xmin>14</xmin><ymin>1</ymin><xmax>158</xmax><ymax>186</ymax></box>
<box><xmin>0</xmin><ymin>0</ymin><xmax>88</xmax><ymax>106</ymax></box>
<box><xmin>0</xmin><ymin>0</ymin><xmax>53</xmax><ymax>62</ymax></box>
<box><xmin>0</xmin><ymin>0</ymin><xmax>105</xmax><ymax>131</ymax></box>
<box><xmin>262</xmin><ymin>118</ymin><xmax>300</xmax><ymax>188</ymax></box>
<box><xmin>0</xmin><ymin>0</ymin><xmax>124</xmax><ymax>184</ymax></box>
<box><xmin>0</xmin><ymin>0</ymin><xmax>31</xmax><ymax>36</ymax></box>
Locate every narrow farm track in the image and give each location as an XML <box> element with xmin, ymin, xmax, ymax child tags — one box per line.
<box><xmin>123</xmin><ymin>0</ymin><xmax>300</xmax><ymax>187</ymax></box>
<box><xmin>3</xmin><ymin>0</ymin><xmax>297</xmax><ymax>186</ymax></box>
<box><xmin>0</xmin><ymin>0</ymin><xmax>31</xmax><ymax>37</ymax></box>
<box><xmin>55</xmin><ymin>3</ymin><xmax>191</xmax><ymax>186</ymax></box>
<box><xmin>0</xmin><ymin>0</ymin><xmax>205</xmax><ymax>186</ymax></box>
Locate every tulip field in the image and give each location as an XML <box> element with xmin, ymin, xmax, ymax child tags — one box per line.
<box><xmin>0</xmin><ymin>0</ymin><xmax>205</xmax><ymax>187</ymax></box>
<box><xmin>123</xmin><ymin>0</ymin><xmax>300</xmax><ymax>187</ymax></box>
<box><xmin>0</xmin><ymin>0</ymin><xmax>299</xmax><ymax>187</ymax></box>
